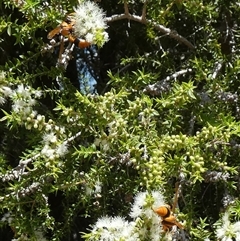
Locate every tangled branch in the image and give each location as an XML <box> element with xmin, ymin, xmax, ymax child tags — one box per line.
<box><xmin>106</xmin><ymin>1</ymin><xmax>195</xmax><ymax>50</ymax></box>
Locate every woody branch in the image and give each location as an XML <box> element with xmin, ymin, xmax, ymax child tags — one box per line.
<box><xmin>106</xmin><ymin>1</ymin><xmax>195</xmax><ymax>50</ymax></box>
<box><xmin>143</xmin><ymin>68</ymin><xmax>193</xmax><ymax>96</ymax></box>
<box><xmin>0</xmin><ymin>131</ymin><xmax>82</xmax><ymax>182</ymax></box>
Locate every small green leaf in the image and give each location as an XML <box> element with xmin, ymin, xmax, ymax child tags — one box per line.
<box><xmin>7</xmin><ymin>24</ymin><xmax>11</xmax><ymax>36</ymax></box>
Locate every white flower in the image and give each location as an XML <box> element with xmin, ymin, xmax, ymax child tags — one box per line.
<box><xmin>130</xmin><ymin>190</ymin><xmax>165</xmax><ymax>220</ymax></box>
<box><xmin>43</xmin><ymin>132</ymin><xmax>57</xmax><ymax>144</ymax></box>
<box><xmin>28</xmin><ymin>97</ymin><xmax>36</xmax><ymax>106</ymax></box>
<box><xmin>216</xmin><ymin>212</ymin><xmax>235</xmax><ymax>241</ymax></box>
<box><xmin>56</xmin><ymin>142</ymin><xmax>68</xmax><ymax>157</ymax></box>
<box><xmin>45</xmin><ymin>123</ymin><xmax>52</xmax><ymax>131</ymax></box>
<box><xmin>1</xmin><ymin>86</ymin><xmax>13</xmax><ymax>97</ymax></box>
<box><xmin>59</xmin><ymin>127</ymin><xmax>65</xmax><ymax>134</ymax></box>
<box><xmin>134</xmin><ymin>191</ymin><xmax>147</xmax><ymax>208</ymax></box>
<box><xmin>41</xmin><ymin>145</ymin><xmax>55</xmax><ymax>159</ymax></box>
<box><xmin>95</xmin><ymin>216</ymin><xmax>112</xmax><ymax>230</ymax></box>
<box><xmin>23</xmin><ymin>107</ymin><xmax>32</xmax><ymax>116</ymax></box>
<box><xmin>9</xmin><ymin>85</ymin><xmax>39</xmax><ymax>118</ymax></box>
<box><xmin>16</xmin><ymin>84</ymin><xmax>31</xmax><ymax>98</ymax></box>
<box><xmin>233</xmin><ymin>221</ymin><xmax>240</xmax><ymax>233</ymax></box>
<box><xmin>73</xmin><ymin>1</ymin><xmax>109</xmax><ymax>46</ymax></box>
<box><xmin>94</xmin><ymin>180</ymin><xmax>102</xmax><ymax>193</ymax></box>
<box><xmin>102</xmin><ymin>31</ymin><xmax>109</xmax><ymax>43</ymax></box>
<box><xmin>0</xmin><ymin>71</ymin><xmax>6</xmax><ymax>80</ymax></box>
<box><xmin>122</xmin><ymin>222</ymin><xmax>136</xmax><ymax>239</ymax></box>
<box><xmin>130</xmin><ymin>192</ymin><xmax>146</xmax><ymax>218</ymax></box>
<box><xmin>151</xmin><ymin>190</ymin><xmax>165</xmax><ymax>209</ymax></box>
<box><xmin>31</xmin><ymin>110</ymin><xmax>38</xmax><ymax>118</ymax></box>
<box><xmin>1</xmin><ymin>212</ymin><xmax>13</xmax><ymax>224</ymax></box>
<box><xmin>93</xmin><ymin>216</ymin><xmax>133</xmax><ymax>240</ymax></box>
<box><xmin>111</xmin><ymin>216</ymin><xmax>127</xmax><ymax>230</ymax></box>
<box><xmin>0</xmin><ymin>96</ymin><xmax>6</xmax><ymax>105</ymax></box>
<box><xmin>85</xmin><ymin>185</ymin><xmax>93</xmax><ymax>196</ymax></box>
<box><xmin>34</xmin><ymin>90</ymin><xmax>42</xmax><ymax>98</ymax></box>
<box><xmin>235</xmin><ymin>232</ymin><xmax>240</xmax><ymax>241</ymax></box>
<box><xmin>130</xmin><ymin>203</ymin><xmax>143</xmax><ymax>218</ymax></box>
<box><xmin>149</xmin><ymin>223</ymin><xmax>164</xmax><ymax>241</ymax></box>
<box><xmin>85</xmin><ymin>32</ymin><xmax>94</xmax><ymax>43</ymax></box>
<box><xmin>12</xmin><ymin>99</ymin><xmax>26</xmax><ymax>112</ymax></box>
<box><xmin>102</xmin><ymin>139</ymin><xmax>110</xmax><ymax>151</ymax></box>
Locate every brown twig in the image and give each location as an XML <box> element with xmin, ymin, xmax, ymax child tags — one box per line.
<box><xmin>142</xmin><ymin>0</ymin><xmax>148</xmax><ymax>21</ymax></box>
<box><xmin>106</xmin><ymin>2</ymin><xmax>195</xmax><ymax>50</ymax></box>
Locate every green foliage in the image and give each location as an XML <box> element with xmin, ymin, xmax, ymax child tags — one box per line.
<box><xmin>190</xmin><ymin>217</ymin><xmax>212</xmax><ymax>240</ymax></box>
<box><xmin>1</xmin><ymin>0</ymin><xmax>240</xmax><ymax>240</ymax></box>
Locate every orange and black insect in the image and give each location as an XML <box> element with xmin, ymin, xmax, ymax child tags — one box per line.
<box><xmin>153</xmin><ymin>204</ymin><xmax>184</xmax><ymax>231</ymax></box>
<box><xmin>47</xmin><ymin>15</ymin><xmax>91</xmax><ymax>49</ymax></box>
<box><xmin>153</xmin><ymin>182</ymin><xmax>184</xmax><ymax>232</ymax></box>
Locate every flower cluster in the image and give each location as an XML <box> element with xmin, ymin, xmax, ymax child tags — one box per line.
<box><xmin>215</xmin><ymin>212</ymin><xmax>240</xmax><ymax>241</ymax></box>
<box><xmin>84</xmin><ymin>190</ymin><xmax>174</xmax><ymax>241</ymax></box>
<box><xmin>1</xmin><ymin>83</ymin><xmax>42</xmax><ymax>123</ymax></box>
<box><xmin>11</xmin><ymin>84</ymin><xmax>42</xmax><ymax>116</ymax></box>
<box><xmin>73</xmin><ymin>1</ymin><xmax>109</xmax><ymax>46</ymax></box>
<box><xmin>90</xmin><ymin>216</ymin><xmax>137</xmax><ymax>241</ymax></box>
<box><xmin>130</xmin><ymin>191</ymin><xmax>165</xmax><ymax>219</ymax></box>
<box><xmin>1</xmin><ymin>212</ymin><xmax>13</xmax><ymax>224</ymax></box>
<box><xmin>41</xmin><ymin>128</ymin><xmax>68</xmax><ymax>161</ymax></box>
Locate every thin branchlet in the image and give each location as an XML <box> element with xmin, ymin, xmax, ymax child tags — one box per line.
<box><xmin>211</xmin><ymin>61</ymin><xmax>224</xmax><ymax>79</ymax></box>
<box><xmin>143</xmin><ymin>69</ymin><xmax>193</xmax><ymax>96</ymax></box>
<box><xmin>141</xmin><ymin>0</ymin><xmax>147</xmax><ymax>21</ymax></box>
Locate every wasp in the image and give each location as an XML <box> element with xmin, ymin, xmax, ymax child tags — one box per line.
<box><xmin>47</xmin><ymin>14</ymin><xmax>91</xmax><ymax>49</ymax></box>
<box><xmin>153</xmin><ymin>182</ymin><xmax>184</xmax><ymax>232</ymax></box>
<box><xmin>153</xmin><ymin>204</ymin><xmax>184</xmax><ymax>231</ymax></box>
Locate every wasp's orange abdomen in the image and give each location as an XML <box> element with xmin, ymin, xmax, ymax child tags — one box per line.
<box><xmin>68</xmin><ymin>36</ymin><xmax>91</xmax><ymax>49</ymax></box>
<box><xmin>153</xmin><ymin>205</ymin><xmax>171</xmax><ymax>218</ymax></box>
